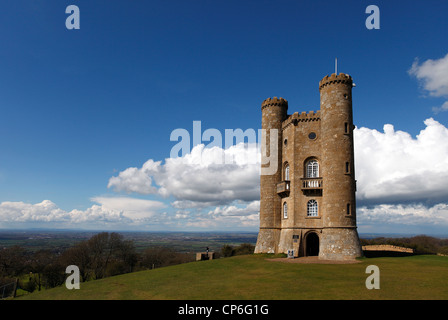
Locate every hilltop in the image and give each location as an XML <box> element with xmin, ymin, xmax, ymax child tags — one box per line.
<box><xmin>17</xmin><ymin>254</ymin><xmax>448</xmax><ymax>300</ymax></box>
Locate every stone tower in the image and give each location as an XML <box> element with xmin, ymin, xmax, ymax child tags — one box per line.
<box><xmin>254</xmin><ymin>73</ymin><xmax>362</xmax><ymax>260</ymax></box>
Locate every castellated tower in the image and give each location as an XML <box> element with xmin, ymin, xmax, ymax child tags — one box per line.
<box><xmin>254</xmin><ymin>73</ymin><xmax>363</xmax><ymax>260</ymax></box>
<box><xmin>256</xmin><ymin>97</ymin><xmax>288</xmax><ymax>253</ymax></box>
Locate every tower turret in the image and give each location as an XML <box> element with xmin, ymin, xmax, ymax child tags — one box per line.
<box><xmin>254</xmin><ymin>97</ymin><xmax>288</xmax><ymax>253</ymax></box>
<box><xmin>318</xmin><ymin>73</ymin><xmax>362</xmax><ymax>260</ymax></box>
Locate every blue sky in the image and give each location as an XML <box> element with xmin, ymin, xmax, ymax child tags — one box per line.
<box><xmin>1</xmin><ymin>0</ymin><xmax>448</xmax><ymax>234</ymax></box>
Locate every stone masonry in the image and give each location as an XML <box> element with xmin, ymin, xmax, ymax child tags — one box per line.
<box><xmin>254</xmin><ymin>73</ymin><xmax>363</xmax><ymax>260</ymax></box>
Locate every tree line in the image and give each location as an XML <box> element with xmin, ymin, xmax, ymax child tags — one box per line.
<box><xmin>0</xmin><ymin>232</ymin><xmax>193</xmax><ymax>293</ymax></box>
<box><xmin>360</xmin><ymin>235</ymin><xmax>448</xmax><ymax>255</ymax></box>
<box><xmin>0</xmin><ymin>232</ymin><xmax>256</xmax><ymax>294</ymax></box>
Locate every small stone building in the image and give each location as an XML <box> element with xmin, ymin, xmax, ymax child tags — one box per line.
<box><xmin>196</xmin><ymin>252</ymin><xmax>215</xmax><ymax>261</ymax></box>
<box><xmin>254</xmin><ymin>73</ymin><xmax>363</xmax><ymax>260</ymax></box>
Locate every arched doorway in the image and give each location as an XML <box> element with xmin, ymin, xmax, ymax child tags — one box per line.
<box><xmin>305</xmin><ymin>232</ymin><xmax>319</xmax><ymax>256</ymax></box>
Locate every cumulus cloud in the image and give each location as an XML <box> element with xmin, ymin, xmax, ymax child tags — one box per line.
<box><xmin>108</xmin><ymin>143</ymin><xmax>260</xmax><ymax>206</ymax></box>
<box><xmin>208</xmin><ymin>200</ymin><xmax>260</xmax><ymax>217</ymax></box>
<box><xmin>0</xmin><ymin>197</ymin><xmax>166</xmax><ymax>229</ymax></box>
<box><xmin>91</xmin><ymin>196</ymin><xmax>166</xmax><ymax>220</ymax></box>
<box><xmin>359</xmin><ymin>203</ymin><xmax>448</xmax><ymax>225</ymax></box>
<box><xmin>107</xmin><ymin>161</ymin><xmax>160</xmax><ymax>195</ymax></box>
<box><xmin>109</xmin><ymin>118</ymin><xmax>448</xmax><ymax>210</ymax></box>
<box><xmin>354</xmin><ymin>118</ymin><xmax>448</xmax><ymax>205</ymax></box>
<box><xmin>358</xmin><ymin>203</ymin><xmax>448</xmax><ymax>233</ymax></box>
<box><xmin>0</xmin><ymin>200</ymin><xmax>70</xmax><ymax>223</ymax></box>
<box><xmin>180</xmin><ymin>200</ymin><xmax>260</xmax><ymax>230</ymax></box>
<box><xmin>433</xmin><ymin>101</ymin><xmax>448</xmax><ymax>114</ymax></box>
<box><xmin>9</xmin><ymin>116</ymin><xmax>447</xmax><ymax>231</ymax></box>
<box><xmin>409</xmin><ymin>53</ymin><xmax>448</xmax><ymax>112</ymax></box>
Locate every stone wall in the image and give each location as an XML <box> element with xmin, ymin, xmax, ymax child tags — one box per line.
<box><xmin>362</xmin><ymin>245</ymin><xmax>414</xmax><ymax>253</ymax></box>
<box><xmin>196</xmin><ymin>252</ymin><xmax>216</xmax><ymax>261</ymax></box>
<box><xmin>255</xmin><ymin>74</ymin><xmax>363</xmax><ymax>260</ymax></box>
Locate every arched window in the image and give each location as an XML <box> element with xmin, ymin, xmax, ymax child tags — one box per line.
<box><xmin>306</xmin><ymin>159</ymin><xmax>319</xmax><ymax>178</ymax></box>
<box><xmin>283</xmin><ymin>202</ymin><xmax>288</xmax><ymax>219</ymax></box>
<box><xmin>284</xmin><ymin>164</ymin><xmax>290</xmax><ymax>181</ymax></box>
<box><xmin>307</xmin><ymin>200</ymin><xmax>318</xmax><ymax>217</ymax></box>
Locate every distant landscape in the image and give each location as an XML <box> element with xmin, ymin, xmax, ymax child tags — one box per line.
<box><xmin>0</xmin><ymin>229</ymin><xmax>260</xmax><ymax>298</ymax></box>
<box><xmin>1</xmin><ymin>229</ymin><xmax>448</xmax><ymax>300</ymax></box>
<box><xmin>14</xmin><ymin>254</ymin><xmax>448</xmax><ymax>301</ymax></box>
<box><xmin>1</xmin><ymin>229</ymin><xmax>448</xmax><ymax>253</ymax></box>
<box><xmin>0</xmin><ymin>229</ymin><xmax>259</xmax><ymax>253</ymax></box>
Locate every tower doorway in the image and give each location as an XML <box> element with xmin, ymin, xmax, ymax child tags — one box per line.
<box><xmin>305</xmin><ymin>232</ymin><xmax>319</xmax><ymax>256</ymax></box>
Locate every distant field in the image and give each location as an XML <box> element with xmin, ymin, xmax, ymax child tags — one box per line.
<box><xmin>18</xmin><ymin>254</ymin><xmax>448</xmax><ymax>300</ymax></box>
<box><xmin>0</xmin><ymin>230</ymin><xmax>258</xmax><ymax>253</ymax></box>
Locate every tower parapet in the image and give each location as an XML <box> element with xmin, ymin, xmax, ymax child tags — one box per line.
<box><xmin>282</xmin><ymin>111</ymin><xmax>320</xmax><ymax>130</ymax></box>
<box><xmin>319</xmin><ymin>73</ymin><xmax>353</xmax><ymax>91</ymax></box>
<box><xmin>261</xmin><ymin>97</ymin><xmax>288</xmax><ymax>109</ymax></box>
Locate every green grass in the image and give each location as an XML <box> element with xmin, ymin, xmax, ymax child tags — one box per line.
<box><xmin>17</xmin><ymin>254</ymin><xmax>448</xmax><ymax>300</ymax></box>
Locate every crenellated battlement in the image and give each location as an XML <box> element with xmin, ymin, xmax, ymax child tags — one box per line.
<box><xmin>261</xmin><ymin>97</ymin><xmax>288</xmax><ymax>110</ymax></box>
<box><xmin>282</xmin><ymin>110</ymin><xmax>320</xmax><ymax>129</ymax></box>
<box><xmin>319</xmin><ymin>73</ymin><xmax>353</xmax><ymax>90</ymax></box>
<box><xmin>292</xmin><ymin>110</ymin><xmax>320</xmax><ymax>121</ymax></box>
<box><xmin>283</xmin><ymin>110</ymin><xmax>320</xmax><ymax>128</ymax></box>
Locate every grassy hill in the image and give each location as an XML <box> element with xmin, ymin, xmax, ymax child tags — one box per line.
<box><xmin>17</xmin><ymin>254</ymin><xmax>448</xmax><ymax>300</ymax></box>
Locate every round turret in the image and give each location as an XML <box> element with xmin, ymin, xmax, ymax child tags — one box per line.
<box><xmin>255</xmin><ymin>97</ymin><xmax>287</xmax><ymax>253</ymax></box>
<box><xmin>319</xmin><ymin>73</ymin><xmax>361</xmax><ymax>260</ymax></box>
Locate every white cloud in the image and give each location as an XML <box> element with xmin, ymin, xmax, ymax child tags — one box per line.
<box><xmin>409</xmin><ymin>53</ymin><xmax>448</xmax><ymax>113</ymax></box>
<box><xmin>108</xmin><ymin>143</ymin><xmax>260</xmax><ymax>206</ymax></box>
<box><xmin>171</xmin><ymin>200</ymin><xmax>220</xmax><ymax>210</ymax></box>
<box><xmin>107</xmin><ymin>161</ymin><xmax>160</xmax><ymax>195</ymax></box>
<box><xmin>354</xmin><ymin>118</ymin><xmax>448</xmax><ymax>204</ymax></box>
<box><xmin>67</xmin><ymin>204</ymin><xmax>126</xmax><ymax>224</ymax></box>
<box><xmin>409</xmin><ymin>53</ymin><xmax>448</xmax><ymax>97</ymax></box>
<box><xmin>180</xmin><ymin>200</ymin><xmax>260</xmax><ymax>230</ymax></box>
<box><xmin>208</xmin><ymin>200</ymin><xmax>260</xmax><ymax>217</ymax></box>
<box><xmin>358</xmin><ymin>203</ymin><xmax>448</xmax><ymax>234</ymax></box>
<box><xmin>91</xmin><ymin>196</ymin><xmax>166</xmax><ymax>220</ymax></box>
<box><xmin>432</xmin><ymin>101</ymin><xmax>448</xmax><ymax>114</ymax></box>
<box><xmin>0</xmin><ymin>197</ymin><xmax>166</xmax><ymax>229</ymax></box>
<box><xmin>0</xmin><ymin>200</ymin><xmax>69</xmax><ymax>223</ymax></box>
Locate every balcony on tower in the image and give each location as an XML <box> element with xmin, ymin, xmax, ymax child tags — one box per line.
<box><xmin>301</xmin><ymin>178</ymin><xmax>323</xmax><ymax>195</ymax></box>
<box><xmin>277</xmin><ymin>180</ymin><xmax>290</xmax><ymax>197</ymax></box>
